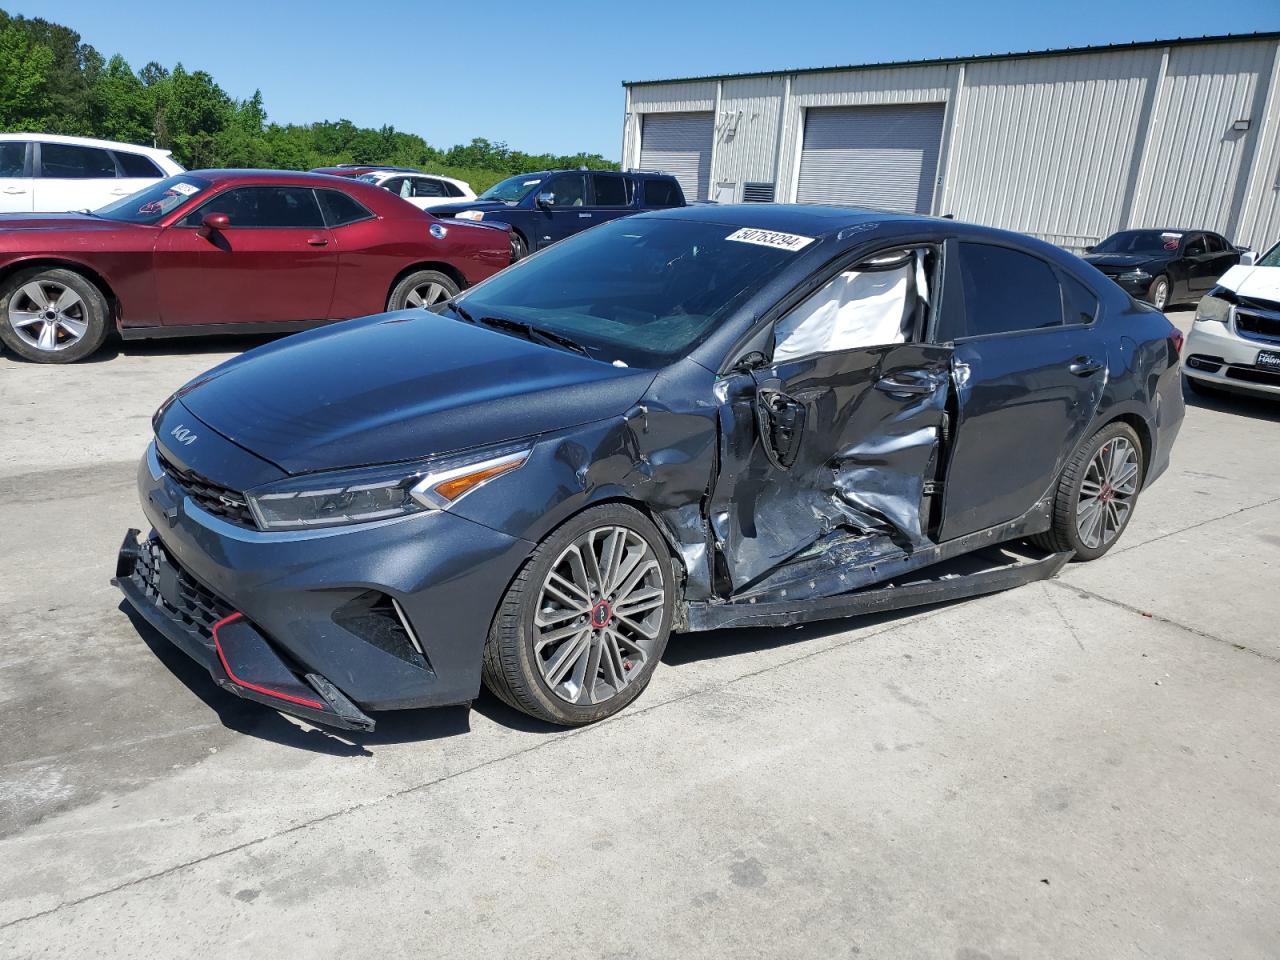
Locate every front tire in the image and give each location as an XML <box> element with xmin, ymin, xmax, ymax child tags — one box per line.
<box><xmin>1147</xmin><ymin>275</ymin><xmax>1170</xmax><ymax>311</ymax></box>
<box><xmin>0</xmin><ymin>267</ymin><xmax>110</xmax><ymax>363</ymax></box>
<box><xmin>482</xmin><ymin>503</ymin><xmax>675</xmax><ymax>725</ymax></box>
<box><xmin>1031</xmin><ymin>421</ymin><xmax>1144</xmax><ymax>561</ymax></box>
<box><xmin>387</xmin><ymin>269</ymin><xmax>459</xmax><ymax>311</ymax></box>
<box><xmin>510</xmin><ymin>232</ymin><xmax>528</xmax><ymax>262</ymax></box>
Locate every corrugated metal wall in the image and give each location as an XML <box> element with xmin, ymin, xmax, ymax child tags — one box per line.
<box><xmin>623</xmin><ymin>36</ymin><xmax>1280</xmax><ymax>252</ymax></box>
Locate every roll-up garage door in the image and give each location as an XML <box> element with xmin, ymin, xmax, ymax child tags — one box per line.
<box><xmin>638</xmin><ymin>112</ymin><xmax>713</xmax><ymax>202</ymax></box>
<box><xmin>796</xmin><ymin>104</ymin><xmax>945</xmax><ymax>213</ymax></box>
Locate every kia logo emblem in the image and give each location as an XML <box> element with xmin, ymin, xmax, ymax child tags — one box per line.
<box><xmin>171</xmin><ymin>424</ymin><xmax>197</xmax><ymax>446</ymax></box>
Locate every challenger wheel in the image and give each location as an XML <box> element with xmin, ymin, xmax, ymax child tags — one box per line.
<box><xmin>1031</xmin><ymin>421</ymin><xmax>1144</xmax><ymax>561</ymax></box>
<box><xmin>0</xmin><ymin>267</ymin><xmax>110</xmax><ymax>363</ymax></box>
<box><xmin>482</xmin><ymin>504</ymin><xmax>675</xmax><ymax>725</ymax></box>
<box><xmin>387</xmin><ymin>269</ymin><xmax>459</xmax><ymax>311</ymax></box>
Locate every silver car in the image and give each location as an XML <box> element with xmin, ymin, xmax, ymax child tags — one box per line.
<box><xmin>1183</xmin><ymin>244</ymin><xmax>1280</xmax><ymax>399</ymax></box>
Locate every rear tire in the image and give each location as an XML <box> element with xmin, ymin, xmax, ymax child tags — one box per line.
<box><xmin>1030</xmin><ymin>421</ymin><xmax>1144</xmax><ymax>562</ymax></box>
<box><xmin>481</xmin><ymin>503</ymin><xmax>675</xmax><ymax>725</ymax></box>
<box><xmin>387</xmin><ymin>269</ymin><xmax>459</xmax><ymax>311</ymax></box>
<box><xmin>0</xmin><ymin>267</ymin><xmax>110</xmax><ymax>363</ymax></box>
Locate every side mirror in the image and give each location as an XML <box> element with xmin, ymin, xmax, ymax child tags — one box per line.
<box><xmin>1239</xmin><ymin>249</ymin><xmax>1257</xmax><ymax>266</ymax></box>
<box><xmin>1083</xmin><ymin>245</ymin><xmax>1095</xmax><ymax>254</ymax></box>
<box><xmin>199</xmin><ymin>212</ymin><xmax>230</xmax><ymax>237</ymax></box>
<box><xmin>535</xmin><ymin>192</ymin><xmax>555</xmax><ymax>209</ymax></box>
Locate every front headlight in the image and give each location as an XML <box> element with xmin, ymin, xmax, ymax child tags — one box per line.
<box><xmin>245</xmin><ymin>444</ymin><xmax>530</xmax><ymax>531</ymax></box>
<box><xmin>1118</xmin><ymin>269</ymin><xmax>1152</xmax><ymax>282</ymax></box>
<box><xmin>455</xmin><ymin>210</ymin><xmax>485</xmax><ymax>222</ymax></box>
<box><xmin>1195</xmin><ymin>287</ymin><xmax>1237</xmax><ymax>325</ymax></box>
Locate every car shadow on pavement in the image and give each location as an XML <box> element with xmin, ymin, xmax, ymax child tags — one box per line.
<box><xmin>0</xmin><ymin>333</ymin><xmax>287</xmax><ymax>366</ymax></box>
<box><xmin>1182</xmin><ymin>382</ymin><xmax>1280</xmax><ymax>423</ymax></box>
<box><xmin>120</xmin><ymin>602</ymin><xmax>472</xmax><ymax>757</ymax></box>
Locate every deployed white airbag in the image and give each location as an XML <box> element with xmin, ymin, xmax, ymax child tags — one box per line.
<box><xmin>773</xmin><ymin>260</ymin><xmax>918</xmax><ymax>361</ymax></box>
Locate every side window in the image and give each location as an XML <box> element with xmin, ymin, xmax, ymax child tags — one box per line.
<box><xmin>773</xmin><ymin>246</ymin><xmax>936</xmax><ymax>361</ymax></box>
<box><xmin>443</xmin><ymin>181</ymin><xmax>465</xmax><ymax>197</ymax></box>
<box><xmin>180</xmin><ymin>186</ymin><xmax>325</xmax><ymax>228</ymax></box>
<box><xmin>1061</xmin><ymin>273</ymin><xmax>1099</xmax><ymax>325</ymax></box>
<box><xmin>411</xmin><ymin>178</ymin><xmax>447</xmax><ymax>198</ymax></box>
<box><xmin>643</xmin><ymin>179</ymin><xmax>681</xmax><ymax>207</ymax></box>
<box><xmin>545</xmin><ymin>173</ymin><xmax>588</xmax><ymax>207</ymax></box>
<box><xmin>381</xmin><ymin>176</ymin><xmax>406</xmax><ymax>197</ymax></box>
<box><xmin>114</xmin><ymin>151</ymin><xmax>162</xmax><ymax>178</ymax></box>
<box><xmin>39</xmin><ymin>142</ymin><xmax>117</xmax><ymax>179</ymax></box>
<box><xmin>591</xmin><ymin>173</ymin><xmax>628</xmax><ymax>207</ymax></box>
<box><xmin>0</xmin><ymin>141</ymin><xmax>30</xmax><ymax>177</ymax></box>
<box><xmin>1205</xmin><ymin>234</ymin><xmax>1226</xmax><ymax>253</ymax></box>
<box><xmin>317</xmin><ymin>189</ymin><xmax>374</xmax><ymax>227</ymax></box>
<box><xmin>937</xmin><ymin>242</ymin><xmax>1063</xmax><ymax>341</ymax></box>
<box><xmin>1184</xmin><ymin>235</ymin><xmax>1207</xmax><ymax>256</ymax></box>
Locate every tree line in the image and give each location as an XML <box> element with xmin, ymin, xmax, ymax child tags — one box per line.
<box><xmin>0</xmin><ymin>9</ymin><xmax>618</xmax><ymax>191</ymax></box>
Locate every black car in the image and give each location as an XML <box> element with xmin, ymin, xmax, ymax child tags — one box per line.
<box><xmin>115</xmin><ymin>205</ymin><xmax>1185</xmax><ymax>732</ymax></box>
<box><xmin>1083</xmin><ymin>229</ymin><xmax>1240</xmax><ymax>309</ymax></box>
<box><xmin>432</xmin><ymin>168</ymin><xmax>685</xmax><ymax>259</ymax></box>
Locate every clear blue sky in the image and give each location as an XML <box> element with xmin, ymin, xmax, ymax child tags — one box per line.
<box><xmin>20</xmin><ymin>0</ymin><xmax>1280</xmax><ymax>159</ymax></box>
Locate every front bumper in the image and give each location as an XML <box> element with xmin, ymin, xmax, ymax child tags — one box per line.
<box><xmin>1183</xmin><ymin>320</ymin><xmax>1280</xmax><ymax>398</ymax></box>
<box><xmin>118</xmin><ymin>443</ymin><xmax>535</xmax><ymax>726</ymax></box>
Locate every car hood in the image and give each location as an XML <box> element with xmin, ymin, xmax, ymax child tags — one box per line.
<box><xmin>1216</xmin><ymin>263</ymin><xmax>1280</xmax><ymax>303</ymax></box>
<box><xmin>0</xmin><ymin>212</ymin><xmax>144</xmax><ymax>234</ymax></box>
<box><xmin>1082</xmin><ymin>253</ymin><xmax>1167</xmax><ymax>271</ymax></box>
<box><xmin>431</xmin><ymin>200</ymin><xmax>518</xmax><ymax>218</ymax></box>
<box><xmin>176</xmin><ymin>311</ymin><xmax>656</xmax><ymax>475</ymax></box>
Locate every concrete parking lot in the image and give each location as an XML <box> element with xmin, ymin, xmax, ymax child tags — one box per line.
<box><xmin>1</xmin><ymin>310</ymin><xmax>1277</xmax><ymax>958</ymax></box>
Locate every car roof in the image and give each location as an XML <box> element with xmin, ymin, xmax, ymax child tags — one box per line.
<box><xmin>636</xmin><ymin>203</ymin><xmax>918</xmax><ymax>234</ymax></box>
<box><xmin>0</xmin><ymin>132</ymin><xmax>173</xmax><ymax>157</ymax></box>
<box><xmin>188</xmin><ymin>169</ymin><xmax>375</xmax><ymax>186</ymax></box>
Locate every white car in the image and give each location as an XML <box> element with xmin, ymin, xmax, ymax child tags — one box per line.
<box><xmin>0</xmin><ymin>133</ymin><xmax>184</xmax><ymax>213</ymax></box>
<box><xmin>1183</xmin><ymin>244</ymin><xmax>1280</xmax><ymax>399</ymax></box>
<box><xmin>355</xmin><ymin>170</ymin><xmax>475</xmax><ymax>210</ymax></box>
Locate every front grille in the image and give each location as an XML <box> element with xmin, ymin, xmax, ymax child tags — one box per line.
<box><xmin>131</xmin><ymin>537</ymin><xmax>234</xmax><ymax>640</ymax></box>
<box><xmin>157</xmin><ymin>450</ymin><xmax>256</xmax><ymax>528</ymax></box>
<box><xmin>1235</xmin><ymin>307</ymin><xmax>1280</xmax><ymax>344</ymax></box>
<box><xmin>1225</xmin><ymin>365</ymin><xmax>1280</xmax><ymax>387</ymax></box>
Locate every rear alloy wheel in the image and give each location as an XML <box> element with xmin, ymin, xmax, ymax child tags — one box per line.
<box><xmin>0</xmin><ymin>267</ymin><xmax>110</xmax><ymax>363</ymax></box>
<box><xmin>1031</xmin><ymin>421</ymin><xmax>1144</xmax><ymax>561</ymax></box>
<box><xmin>482</xmin><ymin>504</ymin><xmax>675</xmax><ymax>725</ymax></box>
<box><xmin>387</xmin><ymin>269</ymin><xmax>459</xmax><ymax>311</ymax></box>
<box><xmin>1147</xmin><ymin>275</ymin><xmax>1170</xmax><ymax>311</ymax></box>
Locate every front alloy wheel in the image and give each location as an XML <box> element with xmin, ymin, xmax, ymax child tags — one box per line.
<box><xmin>534</xmin><ymin>526</ymin><xmax>666</xmax><ymax>705</ymax></box>
<box><xmin>0</xmin><ymin>267</ymin><xmax>111</xmax><ymax>363</ymax></box>
<box><xmin>482</xmin><ymin>504</ymin><xmax>675</xmax><ymax>725</ymax></box>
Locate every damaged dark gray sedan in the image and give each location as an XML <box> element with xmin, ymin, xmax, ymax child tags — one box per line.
<box><xmin>116</xmin><ymin>205</ymin><xmax>1185</xmax><ymax>729</ymax></box>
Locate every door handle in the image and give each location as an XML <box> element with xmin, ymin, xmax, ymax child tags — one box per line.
<box><xmin>1068</xmin><ymin>356</ymin><xmax>1103</xmax><ymax>377</ymax></box>
<box><xmin>2</xmin><ymin>188</ymin><xmax>26</xmax><ymax>195</ymax></box>
<box><xmin>875</xmin><ymin>373</ymin><xmax>939</xmax><ymax>397</ymax></box>
<box><xmin>110</xmin><ymin>188</ymin><xmax>130</xmax><ymax>195</ymax></box>
<box><xmin>306</xmin><ymin>237</ymin><xmax>329</xmax><ymax>246</ymax></box>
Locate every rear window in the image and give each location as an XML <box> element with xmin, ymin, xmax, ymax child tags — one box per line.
<box><xmin>114</xmin><ymin>151</ymin><xmax>163</xmax><ymax>178</ymax></box>
<box><xmin>318</xmin><ymin>189</ymin><xmax>374</xmax><ymax>226</ymax></box>
<box><xmin>938</xmin><ymin>242</ymin><xmax>1063</xmax><ymax>340</ymax></box>
<box><xmin>40</xmin><ymin>142</ymin><xmax>117</xmax><ymax>179</ymax></box>
<box><xmin>1061</xmin><ymin>273</ymin><xmax>1099</xmax><ymax>325</ymax></box>
<box><xmin>0</xmin><ymin>141</ymin><xmax>29</xmax><ymax>177</ymax></box>
<box><xmin>592</xmin><ymin>173</ymin><xmax>629</xmax><ymax>207</ymax></box>
<box><xmin>643</xmin><ymin>179</ymin><xmax>682</xmax><ymax>207</ymax></box>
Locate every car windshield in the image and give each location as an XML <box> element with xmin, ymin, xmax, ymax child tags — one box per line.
<box><xmin>93</xmin><ymin>175</ymin><xmax>212</xmax><ymax>225</ymax></box>
<box><xmin>477</xmin><ymin>174</ymin><xmax>544</xmax><ymax>203</ymax></box>
<box><xmin>1094</xmin><ymin>230</ymin><xmax>1183</xmax><ymax>255</ymax></box>
<box><xmin>453</xmin><ymin>217</ymin><xmax>814</xmax><ymax>368</ymax></box>
<box><xmin>1256</xmin><ymin>241</ymin><xmax>1280</xmax><ymax>268</ymax></box>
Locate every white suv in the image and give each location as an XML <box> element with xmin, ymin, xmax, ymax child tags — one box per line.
<box><xmin>355</xmin><ymin>170</ymin><xmax>475</xmax><ymax>210</ymax></box>
<box><xmin>1183</xmin><ymin>243</ymin><xmax>1280</xmax><ymax>400</ymax></box>
<box><xmin>0</xmin><ymin>133</ymin><xmax>184</xmax><ymax>213</ymax></box>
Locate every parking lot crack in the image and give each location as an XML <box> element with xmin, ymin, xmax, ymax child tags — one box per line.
<box><xmin>1046</xmin><ymin>579</ymin><xmax>1280</xmax><ymax>665</ymax></box>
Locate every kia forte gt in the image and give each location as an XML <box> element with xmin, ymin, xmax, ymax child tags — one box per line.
<box><xmin>115</xmin><ymin>205</ymin><xmax>1184</xmax><ymax>730</ymax></box>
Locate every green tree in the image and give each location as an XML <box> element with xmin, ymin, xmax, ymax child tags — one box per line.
<box><xmin>0</xmin><ymin>23</ymin><xmax>53</xmax><ymax>129</ymax></box>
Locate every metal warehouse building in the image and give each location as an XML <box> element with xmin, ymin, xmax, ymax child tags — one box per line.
<box><xmin>622</xmin><ymin>33</ymin><xmax>1280</xmax><ymax>251</ymax></box>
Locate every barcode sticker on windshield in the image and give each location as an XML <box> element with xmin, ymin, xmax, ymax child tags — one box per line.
<box><xmin>169</xmin><ymin>182</ymin><xmax>200</xmax><ymax>196</ymax></box>
<box><xmin>726</xmin><ymin>228</ymin><xmax>814</xmax><ymax>251</ymax></box>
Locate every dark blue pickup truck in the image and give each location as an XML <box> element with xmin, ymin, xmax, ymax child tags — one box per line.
<box><xmin>431</xmin><ymin>168</ymin><xmax>685</xmax><ymax>259</ymax></box>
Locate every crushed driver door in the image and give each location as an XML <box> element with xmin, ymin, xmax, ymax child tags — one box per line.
<box><xmin>709</xmin><ymin>342</ymin><xmax>954</xmax><ymax>592</ymax></box>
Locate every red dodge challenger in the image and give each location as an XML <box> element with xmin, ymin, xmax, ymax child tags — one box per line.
<box><xmin>0</xmin><ymin>170</ymin><xmax>513</xmax><ymax>363</ymax></box>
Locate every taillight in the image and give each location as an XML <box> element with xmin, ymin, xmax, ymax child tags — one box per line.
<box><xmin>1169</xmin><ymin>328</ymin><xmax>1184</xmax><ymax>355</ymax></box>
